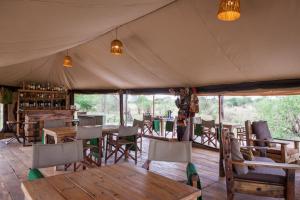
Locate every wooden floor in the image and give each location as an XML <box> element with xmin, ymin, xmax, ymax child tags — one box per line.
<box><xmin>0</xmin><ymin>137</ymin><xmax>299</xmax><ymax>200</ymax></box>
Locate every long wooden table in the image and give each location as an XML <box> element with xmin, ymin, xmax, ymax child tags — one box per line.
<box><xmin>43</xmin><ymin>125</ymin><xmax>119</xmax><ymax>144</ymax></box>
<box><xmin>21</xmin><ymin>164</ymin><xmax>201</xmax><ymax>200</ymax></box>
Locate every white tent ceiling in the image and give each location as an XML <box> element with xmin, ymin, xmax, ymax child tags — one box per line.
<box><xmin>1</xmin><ymin>0</ymin><xmax>300</xmax><ymax>90</ymax></box>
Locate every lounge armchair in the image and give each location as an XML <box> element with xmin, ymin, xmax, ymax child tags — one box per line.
<box><xmin>222</xmin><ymin>130</ymin><xmax>300</xmax><ymax>200</ymax></box>
<box><xmin>245</xmin><ymin>120</ymin><xmax>300</xmax><ymax>163</ymax></box>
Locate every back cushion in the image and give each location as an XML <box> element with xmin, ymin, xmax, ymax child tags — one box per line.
<box><xmin>231</xmin><ymin>137</ymin><xmax>249</xmax><ymax>175</ymax></box>
<box><xmin>252</xmin><ymin>121</ymin><xmax>272</xmax><ymax>147</ymax></box>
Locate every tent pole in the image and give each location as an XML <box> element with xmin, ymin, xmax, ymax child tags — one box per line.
<box><xmin>124</xmin><ymin>92</ymin><xmax>128</xmax><ymax>125</ymax></box>
<box><xmin>152</xmin><ymin>95</ymin><xmax>155</xmax><ymax>117</ymax></box>
<box><xmin>218</xmin><ymin>95</ymin><xmax>225</xmax><ymax>177</ymax></box>
<box><xmin>119</xmin><ymin>91</ymin><xmax>124</xmax><ymax>126</ymax></box>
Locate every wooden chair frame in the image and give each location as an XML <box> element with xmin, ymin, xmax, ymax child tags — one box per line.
<box><xmin>245</xmin><ymin>120</ymin><xmax>300</xmax><ymax>163</ymax></box>
<box><xmin>222</xmin><ymin>129</ymin><xmax>300</xmax><ymax>200</ymax></box>
<box><xmin>105</xmin><ymin>133</ymin><xmax>138</xmax><ymax>165</ymax></box>
<box><xmin>201</xmin><ymin>120</ymin><xmax>218</xmax><ymax>147</ymax></box>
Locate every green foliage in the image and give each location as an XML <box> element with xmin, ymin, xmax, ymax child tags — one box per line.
<box><xmin>198</xmin><ymin>96</ymin><xmax>218</xmax><ymax>121</ymax></box>
<box><xmin>0</xmin><ymin>88</ymin><xmax>13</xmax><ymax>104</ymax></box>
<box><xmin>75</xmin><ymin>94</ymin><xmax>99</xmax><ymax>112</ymax></box>
<box><xmin>75</xmin><ymin>94</ymin><xmax>120</xmax><ymax>125</ymax></box>
<box><xmin>135</xmin><ymin>96</ymin><xmax>152</xmax><ymax>114</ymax></box>
<box><xmin>256</xmin><ymin>96</ymin><xmax>300</xmax><ymax>139</ymax></box>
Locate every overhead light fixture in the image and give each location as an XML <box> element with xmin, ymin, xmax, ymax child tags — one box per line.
<box><xmin>63</xmin><ymin>49</ymin><xmax>72</xmax><ymax>68</ymax></box>
<box><xmin>111</xmin><ymin>28</ymin><xmax>123</xmax><ymax>55</ymax></box>
<box><xmin>217</xmin><ymin>0</ymin><xmax>240</xmax><ymax>21</ymax></box>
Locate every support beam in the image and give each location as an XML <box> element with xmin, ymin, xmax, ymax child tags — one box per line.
<box><xmin>71</xmin><ymin>78</ymin><xmax>300</xmax><ymax>95</ymax></box>
<box><xmin>218</xmin><ymin>95</ymin><xmax>225</xmax><ymax>177</ymax></box>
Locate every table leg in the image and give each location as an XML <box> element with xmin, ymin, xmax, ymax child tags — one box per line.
<box><xmin>43</xmin><ymin>133</ymin><xmax>47</xmax><ymax>144</ymax></box>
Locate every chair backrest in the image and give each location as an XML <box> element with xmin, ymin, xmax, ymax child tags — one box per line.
<box><xmin>78</xmin><ymin>116</ymin><xmax>96</xmax><ymax>126</ymax></box>
<box><xmin>76</xmin><ymin>126</ymin><xmax>103</xmax><ymax>140</ymax></box>
<box><xmin>148</xmin><ymin>139</ymin><xmax>192</xmax><ymax>163</ymax></box>
<box><xmin>202</xmin><ymin>120</ymin><xmax>215</xmax><ymax>129</ymax></box>
<box><xmin>245</xmin><ymin>120</ymin><xmax>272</xmax><ymax>147</ymax></box>
<box><xmin>193</xmin><ymin>117</ymin><xmax>202</xmax><ymax>124</ymax></box>
<box><xmin>118</xmin><ymin>126</ymin><xmax>138</xmax><ymax>137</ymax></box>
<box><xmin>44</xmin><ymin>119</ymin><xmax>66</xmax><ymax>128</ymax></box>
<box><xmin>133</xmin><ymin>119</ymin><xmax>144</xmax><ymax>129</ymax></box>
<box><xmin>194</xmin><ymin>123</ymin><xmax>204</xmax><ymax>136</ymax></box>
<box><xmin>32</xmin><ymin>141</ymin><xmax>83</xmax><ymax>169</ymax></box>
<box><xmin>143</xmin><ymin>113</ymin><xmax>152</xmax><ymax>121</ymax></box>
<box><xmin>165</xmin><ymin>120</ymin><xmax>174</xmax><ymax>132</ymax></box>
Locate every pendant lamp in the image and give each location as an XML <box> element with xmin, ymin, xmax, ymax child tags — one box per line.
<box><xmin>63</xmin><ymin>49</ymin><xmax>72</xmax><ymax>68</ymax></box>
<box><xmin>111</xmin><ymin>28</ymin><xmax>123</xmax><ymax>55</ymax></box>
<box><xmin>217</xmin><ymin>0</ymin><xmax>240</xmax><ymax>21</ymax></box>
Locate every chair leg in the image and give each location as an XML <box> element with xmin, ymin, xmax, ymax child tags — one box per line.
<box><xmin>114</xmin><ymin>144</ymin><xmax>118</xmax><ymax>164</ymax></box>
<box><xmin>135</xmin><ymin>140</ymin><xmax>137</xmax><ymax>165</ymax></box>
<box><xmin>140</xmin><ymin>136</ymin><xmax>142</xmax><ymax>154</ymax></box>
<box><xmin>105</xmin><ymin>137</ymin><xmax>109</xmax><ymax>164</ymax></box>
<box><xmin>98</xmin><ymin>139</ymin><xmax>102</xmax><ymax>167</ymax></box>
<box><xmin>286</xmin><ymin>169</ymin><xmax>295</xmax><ymax>200</ymax></box>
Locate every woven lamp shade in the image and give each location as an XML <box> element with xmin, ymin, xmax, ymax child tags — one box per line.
<box><xmin>217</xmin><ymin>0</ymin><xmax>240</xmax><ymax>21</ymax></box>
<box><xmin>63</xmin><ymin>55</ymin><xmax>72</xmax><ymax>68</ymax></box>
<box><xmin>111</xmin><ymin>39</ymin><xmax>123</xmax><ymax>55</ymax></box>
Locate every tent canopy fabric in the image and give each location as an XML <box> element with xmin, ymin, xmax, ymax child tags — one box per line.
<box><xmin>1</xmin><ymin>0</ymin><xmax>300</xmax><ymax>93</ymax></box>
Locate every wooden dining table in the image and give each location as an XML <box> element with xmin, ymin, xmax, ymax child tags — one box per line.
<box><xmin>21</xmin><ymin>163</ymin><xmax>201</xmax><ymax>200</ymax></box>
<box><xmin>43</xmin><ymin>125</ymin><xmax>119</xmax><ymax>144</ymax></box>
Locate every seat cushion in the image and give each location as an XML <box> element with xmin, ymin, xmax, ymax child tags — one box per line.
<box><xmin>234</xmin><ymin>157</ymin><xmax>286</xmax><ymax>184</ymax></box>
<box><xmin>252</xmin><ymin>121</ymin><xmax>272</xmax><ymax>147</ymax></box>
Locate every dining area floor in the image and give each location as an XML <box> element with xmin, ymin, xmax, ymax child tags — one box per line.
<box><xmin>0</xmin><ymin>137</ymin><xmax>299</xmax><ymax>200</ymax></box>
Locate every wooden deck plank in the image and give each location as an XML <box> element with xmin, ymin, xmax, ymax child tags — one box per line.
<box><xmin>0</xmin><ymin>137</ymin><xmax>299</xmax><ymax>200</ymax></box>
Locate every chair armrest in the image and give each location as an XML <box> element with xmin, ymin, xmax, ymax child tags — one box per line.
<box><xmin>232</xmin><ymin>160</ymin><xmax>300</xmax><ymax>170</ymax></box>
<box><xmin>240</xmin><ymin>146</ymin><xmax>269</xmax><ymax>150</ymax></box>
<box><xmin>250</xmin><ymin>139</ymin><xmax>289</xmax><ymax>145</ymax></box>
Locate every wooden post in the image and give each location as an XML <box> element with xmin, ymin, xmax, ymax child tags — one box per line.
<box><xmin>152</xmin><ymin>95</ymin><xmax>155</xmax><ymax>117</ymax></box>
<box><xmin>69</xmin><ymin>91</ymin><xmax>74</xmax><ymax>106</ymax></box>
<box><xmin>119</xmin><ymin>91</ymin><xmax>124</xmax><ymax>126</ymax></box>
<box><xmin>218</xmin><ymin>95</ymin><xmax>225</xmax><ymax>177</ymax></box>
<box><xmin>124</xmin><ymin>93</ymin><xmax>128</xmax><ymax>125</ymax></box>
<box><xmin>2</xmin><ymin>104</ymin><xmax>8</xmax><ymax>132</ymax></box>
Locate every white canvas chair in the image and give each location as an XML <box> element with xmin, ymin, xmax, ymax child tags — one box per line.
<box><xmin>43</xmin><ymin>119</ymin><xmax>67</xmax><ymax>144</ymax></box>
<box><xmin>28</xmin><ymin>141</ymin><xmax>83</xmax><ymax>181</ymax></box>
<box><xmin>143</xmin><ymin>139</ymin><xmax>192</xmax><ymax>169</ymax></box>
<box><xmin>75</xmin><ymin>126</ymin><xmax>103</xmax><ymax>167</ymax></box>
<box><xmin>142</xmin><ymin>139</ymin><xmax>202</xmax><ymax>199</ymax></box>
<box><xmin>133</xmin><ymin>119</ymin><xmax>144</xmax><ymax>153</ymax></box>
<box><xmin>105</xmin><ymin>126</ymin><xmax>138</xmax><ymax>164</ymax></box>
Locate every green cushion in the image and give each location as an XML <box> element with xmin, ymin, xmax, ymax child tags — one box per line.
<box><xmin>28</xmin><ymin>168</ymin><xmax>44</xmax><ymax>181</ymax></box>
<box><xmin>124</xmin><ymin>135</ymin><xmax>137</xmax><ymax>151</ymax></box>
<box><xmin>152</xmin><ymin>120</ymin><xmax>160</xmax><ymax>132</ymax></box>
<box><xmin>186</xmin><ymin>162</ymin><xmax>202</xmax><ymax>200</ymax></box>
<box><xmin>194</xmin><ymin>124</ymin><xmax>204</xmax><ymax>136</ymax></box>
<box><xmin>89</xmin><ymin>138</ymin><xmax>99</xmax><ymax>146</ymax></box>
<box><xmin>165</xmin><ymin>121</ymin><xmax>174</xmax><ymax>132</ymax></box>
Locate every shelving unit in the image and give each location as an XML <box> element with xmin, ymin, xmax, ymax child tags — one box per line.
<box><xmin>16</xmin><ymin>86</ymin><xmax>70</xmax><ymax>143</ymax></box>
<box><xmin>18</xmin><ymin>89</ymin><xmax>67</xmax><ymax>111</ymax></box>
